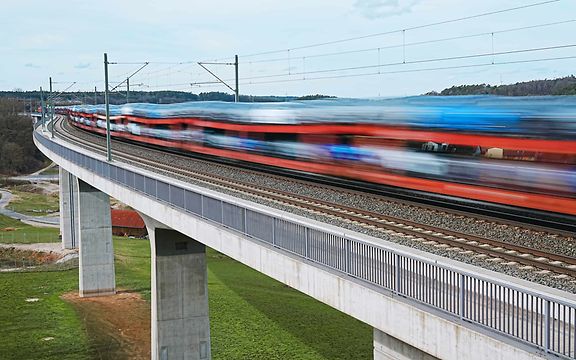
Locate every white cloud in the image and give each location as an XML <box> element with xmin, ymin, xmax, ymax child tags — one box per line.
<box><xmin>354</xmin><ymin>0</ymin><xmax>420</xmax><ymax>18</ymax></box>
<box><xmin>74</xmin><ymin>63</ymin><xmax>91</xmax><ymax>69</ymax></box>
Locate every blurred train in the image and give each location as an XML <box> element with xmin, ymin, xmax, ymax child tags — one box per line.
<box><xmin>62</xmin><ymin>96</ymin><xmax>576</xmax><ymax>216</ymax></box>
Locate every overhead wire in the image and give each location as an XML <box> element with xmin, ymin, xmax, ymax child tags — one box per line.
<box><xmin>48</xmin><ymin>0</ymin><xmax>571</xmax><ymax>94</ymax></box>
<box><xmin>168</xmin><ymin>43</ymin><xmax>576</xmax><ymax>83</ymax></box>
<box><xmin>232</xmin><ymin>0</ymin><xmax>563</xmax><ymax>59</ymax></box>
<box><xmin>244</xmin><ymin>19</ymin><xmax>576</xmax><ymax>65</ymax></box>
<box><xmin>241</xmin><ymin>55</ymin><xmax>576</xmax><ymax>86</ymax></box>
<box><xmin>105</xmin><ymin>0</ymin><xmax>567</xmax><ymax>92</ymax></box>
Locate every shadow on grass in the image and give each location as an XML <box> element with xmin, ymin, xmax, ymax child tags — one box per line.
<box><xmin>209</xmin><ymin>254</ymin><xmax>372</xmax><ymax>359</ymax></box>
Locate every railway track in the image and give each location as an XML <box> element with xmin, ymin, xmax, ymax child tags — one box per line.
<box><xmin>52</xmin><ymin>118</ymin><xmax>576</xmax><ymax>280</ymax></box>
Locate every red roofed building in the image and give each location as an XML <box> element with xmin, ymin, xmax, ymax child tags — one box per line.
<box><xmin>110</xmin><ymin>209</ymin><xmax>147</xmax><ymax>238</ymax></box>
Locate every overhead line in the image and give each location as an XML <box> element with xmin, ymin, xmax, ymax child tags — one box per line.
<box><xmin>129</xmin><ymin>51</ymin><xmax>576</xmax><ymax>91</ymax></box>
<box><xmin>236</xmin><ymin>0</ymin><xmax>562</xmax><ymax>58</ymax></box>
<box><xmin>241</xmin><ymin>55</ymin><xmax>576</xmax><ymax>85</ymax></box>
<box><xmin>228</xmin><ymin>43</ymin><xmax>576</xmax><ymax>82</ymax></box>
<box><xmin>246</xmin><ymin>19</ymin><xmax>576</xmax><ymax>65</ymax></box>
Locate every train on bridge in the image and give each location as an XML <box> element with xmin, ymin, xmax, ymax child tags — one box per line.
<box><xmin>61</xmin><ymin>96</ymin><xmax>576</xmax><ymax>216</ymax></box>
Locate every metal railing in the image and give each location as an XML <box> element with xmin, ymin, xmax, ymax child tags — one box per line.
<box><xmin>34</xmin><ymin>131</ymin><xmax>576</xmax><ymax>358</ymax></box>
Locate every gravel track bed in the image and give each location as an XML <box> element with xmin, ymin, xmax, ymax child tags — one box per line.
<box><xmin>61</xmin><ymin>123</ymin><xmax>576</xmax><ymax>293</ymax></box>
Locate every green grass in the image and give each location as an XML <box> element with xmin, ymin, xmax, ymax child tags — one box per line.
<box><xmin>0</xmin><ymin>186</ymin><xmax>370</xmax><ymax>358</ymax></box>
<box><xmin>111</xmin><ymin>238</ymin><xmax>373</xmax><ymax>359</ymax></box>
<box><xmin>113</xmin><ymin>237</ymin><xmax>152</xmax><ymax>301</ymax></box>
<box><xmin>40</xmin><ymin>166</ymin><xmax>60</xmax><ymax>176</ymax></box>
<box><xmin>0</xmin><ymin>269</ymin><xmax>92</xmax><ymax>360</ymax></box>
<box><xmin>0</xmin><ymin>214</ymin><xmax>60</xmax><ymax>244</ymax></box>
<box><xmin>5</xmin><ymin>188</ymin><xmax>59</xmax><ymax>216</ymax></box>
<box><xmin>1</xmin><ymin>235</ymin><xmax>371</xmax><ymax>359</ymax></box>
<box><xmin>208</xmin><ymin>252</ymin><xmax>372</xmax><ymax>359</ymax></box>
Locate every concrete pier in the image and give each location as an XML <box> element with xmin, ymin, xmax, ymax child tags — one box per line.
<box><xmin>77</xmin><ymin>180</ymin><xmax>115</xmax><ymax>297</ymax></box>
<box><xmin>374</xmin><ymin>328</ymin><xmax>438</xmax><ymax>360</ymax></box>
<box><xmin>145</xmin><ymin>218</ymin><xmax>211</xmax><ymax>360</ymax></box>
<box><xmin>59</xmin><ymin>168</ymin><xmax>79</xmax><ymax>249</ymax></box>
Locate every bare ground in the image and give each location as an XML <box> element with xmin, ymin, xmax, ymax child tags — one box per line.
<box><xmin>62</xmin><ymin>291</ymin><xmax>151</xmax><ymax>360</ymax></box>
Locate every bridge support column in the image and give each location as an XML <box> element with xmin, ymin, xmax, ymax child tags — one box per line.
<box><xmin>59</xmin><ymin>168</ymin><xmax>79</xmax><ymax>249</ymax></box>
<box><xmin>374</xmin><ymin>328</ymin><xmax>438</xmax><ymax>360</ymax></box>
<box><xmin>77</xmin><ymin>180</ymin><xmax>115</xmax><ymax>297</ymax></box>
<box><xmin>143</xmin><ymin>217</ymin><xmax>211</xmax><ymax>360</ymax></box>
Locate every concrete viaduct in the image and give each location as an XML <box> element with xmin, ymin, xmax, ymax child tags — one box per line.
<box><xmin>34</xmin><ymin>120</ymin><xmax>576</xmax><ymax>359</ymax></box>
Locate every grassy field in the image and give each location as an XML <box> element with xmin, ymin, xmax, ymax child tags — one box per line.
<box><xmin>0</xmin><ymin>214</ymin><xmax>60</xmax><ymax>244</ymax></box>
<box><xmin>1</xmin><ymin>235</ymin><xmax>372</xmax><ymax>359</ymax></box>
<box><xmin>208</xmin><ymin>252</ymin><xmax>372</xmax><ymax>359</ymax></box>
<box><xmin>0</xmin><ymin>268</ymin><xmax>91</xmax><ymax>360</ymax></box>
<box><xmin>5</xmin><ymin>187</ymin><xmax>59</xmax><ymax>216</ymax></box>
<box><xmin>1</xmin><ymin>184</ymin><xmax>372</xmax><ymax>358</ymax></box>
<box><xmin>114</xmin><ymin>238</ymin><xmax>372</xmax><ymax>359</ymax></box>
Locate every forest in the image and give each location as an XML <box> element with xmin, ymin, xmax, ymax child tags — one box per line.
<box><xmin>0</xmin><ymin>99</ymin><xmax>46</xmax><ymax>175</ymax></box>
<box><xmin>427</xmin><ymin>75</ymin><xmax>576</xmax><ymax>96</ymax></box>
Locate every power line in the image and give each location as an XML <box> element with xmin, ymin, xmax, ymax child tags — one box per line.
<box><xmin>88</xmin><ymin>3</ymin><xmax>569</xmax><ymax>91</ymax></box>
<box><xmin>129</xmin><ymin>51</ymin><xmax>576</xmax><ymax>91</ymax></box>
<box><xmin>202</xmin><ymin>43</ymin><xmax>576</xmax><ymax>83</ymax></box>
<box><xmin>110</xmin><ymin>62</ymin><xmax>149</xmax><ymax>92</ymax></box>
<box><xmin>236</xmin><ymin>0</ymin><xmax>562</xmax><ymax>58</ymax></box>
<box><xmin>241</xmin><ymin>55</ymin><xmax>576</xmax><ymax>86</ymax></box>
<box><xmin>245</xmin><ymin>19</ymin><xmax>576</xmax><ymax>65</ymax></box>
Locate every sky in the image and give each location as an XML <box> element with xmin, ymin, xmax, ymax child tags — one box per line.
<box><xmin>1</xmin><ymin>0</ymin><xmax>575</xmax><ymax>97</ymax></box>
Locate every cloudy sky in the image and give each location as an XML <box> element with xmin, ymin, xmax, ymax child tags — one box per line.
<box><xmin>2</xmin><ymin>0</ymin><xmax>575</xmax><ymax>97</ymax></box>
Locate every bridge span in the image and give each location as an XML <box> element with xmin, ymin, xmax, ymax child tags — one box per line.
<box><xmin>34</xmin><ymin>120</ymin><xmax>576</xmax><ymax>359</ymax></box>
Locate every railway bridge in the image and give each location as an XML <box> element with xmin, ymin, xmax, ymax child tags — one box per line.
<box><xmin>34</xmin><ymin>119</ymin><xmax>576</xmax><ymax>360</ymax></box>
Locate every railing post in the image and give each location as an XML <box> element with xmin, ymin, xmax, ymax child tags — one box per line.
<box><xmin>394</xmin><ymin>253</ymin><xmax>401</xmax><ymax>294</ymax></box>
<box><xmin>545</xmin><ymin>300</ymin><xmax>551</xmax><ymax>353</ymax></box>
<box><xmin>345</xmin><ymin>238</ymin><xmax>351</xmax><ymax>274</ymax></box>
<box><xmin>272</xmin><ymin>218</ymin><xmax>276</xmax><ymax>245</ymax></box>
<box><xmin>304</xmin><ymin>227</ymin><xmax>309</xmax><ymax>259</ymax></box>
<box><xmin>459</xmin><ymin>273</ymin><xmax>466</xmax><ymax>319</ymax></box>
<box><xmin>243</xmin><ymin>208</ymin><xmax>247</xmax><ymax>235</ymax></box>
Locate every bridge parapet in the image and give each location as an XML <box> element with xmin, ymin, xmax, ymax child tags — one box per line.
<box><xmin>34</xmin><ymin>129</ymin><xmax>576</xmax><ymax>359</ymax></box>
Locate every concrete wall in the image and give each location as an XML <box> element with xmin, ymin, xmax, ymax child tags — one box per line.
<box><xmin>374</xmin><ymin>328</ymin><xmax>438</xmax><ymax>360</ymax></box>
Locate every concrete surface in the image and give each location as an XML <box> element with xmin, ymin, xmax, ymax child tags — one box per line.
<box><xmin>77</xmin><ymin>179</ymin><xmax>115</xmax><ymax>297</ymax></box>
<box><xmin>374</xmin><ymin>328</ymin><xmax>438</xmax><ymax>360</ymax></box>
<box><xmin>59</xmin><ymin>168</ymin><xmax>79</xmax><ymax>249</ymax></box>
<box><xmin>144</xmin><ymin>217</ymin><xmax>211</xmax><ymax>360</ymax></box>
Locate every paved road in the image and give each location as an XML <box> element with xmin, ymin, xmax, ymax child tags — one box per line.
<box><xmin>10</xmin><ymin>174</ymin><xmax>59</xmax><ymax>182</ymax></box>
<box><xmin>0</xmin><ymin>189</ymin><xmax>59</xmax><ymax>227</ymax></box>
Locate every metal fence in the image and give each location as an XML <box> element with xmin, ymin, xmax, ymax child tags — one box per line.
<box><xmin>35</xmin><ymin>131</ymin><xmax>576</xmax><ymax>358</ymax></box>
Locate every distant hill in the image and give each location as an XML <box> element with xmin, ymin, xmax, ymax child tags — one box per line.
<box><xmin>426</xmin><ymin>75</ymin><xmax>576</xmax><ymax>96</ymax></box>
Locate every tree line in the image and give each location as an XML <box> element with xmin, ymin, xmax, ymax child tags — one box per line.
<box><xmin>0</xmin><ymin>91</ymin><xmax>307</xmax><ymax>108</ymax></box>
<box><xmin>426</xmin><ymin>75</ymin><xmax>576</xmax><ymax>96</ymax></box>
<box><xmin>0</xmin><ymin>99</ymin><xmax>46</xmax><ymax>175</ymax></box>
